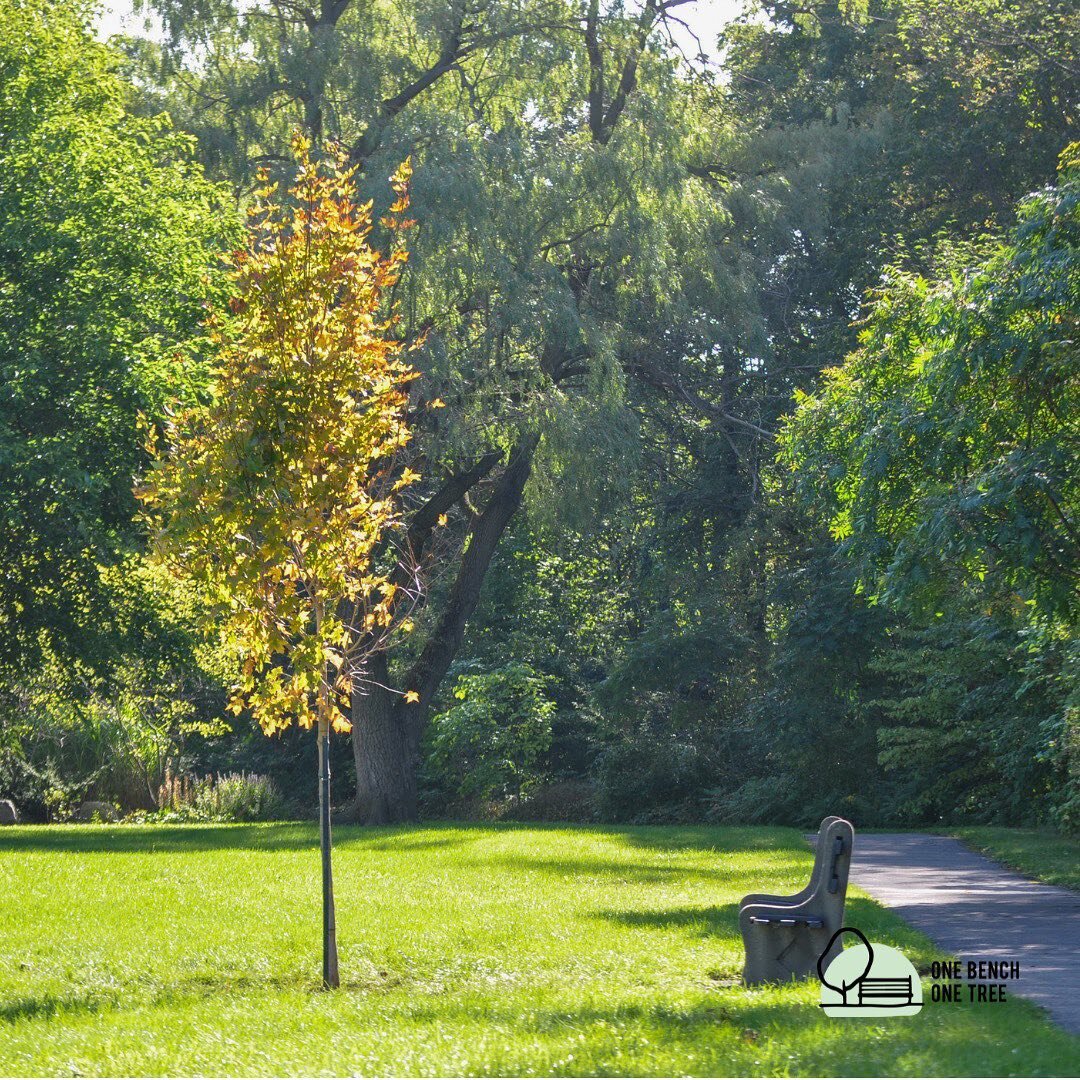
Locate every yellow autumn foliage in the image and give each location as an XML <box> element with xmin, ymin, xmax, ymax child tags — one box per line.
<box><xmin>138</xmin><ymin>134</ymin><xmax>419</xmax><ymax>736</ymax></box>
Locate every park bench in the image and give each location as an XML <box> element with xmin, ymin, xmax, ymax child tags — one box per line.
<box><xmin>739</xmin><ymin>816</ymin><xmax>854</xmax><ymax>985</ymax></box>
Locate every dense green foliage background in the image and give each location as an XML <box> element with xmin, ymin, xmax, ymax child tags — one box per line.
<box><xmin>1</xmin><ymin>0</ymin><xmax>1076</xmax><ymax>829</ymax></box>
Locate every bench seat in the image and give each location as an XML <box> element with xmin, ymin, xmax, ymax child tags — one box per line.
<box><xmin>747</xmin><ymin>914</ymin><xmax>825</xmax><ymax>928</ymax></box>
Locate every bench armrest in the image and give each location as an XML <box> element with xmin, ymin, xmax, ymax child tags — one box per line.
<box><xmin>739</xmin><ymin>886</ymin><xmax>814</xmax><ymax>910</ymax></box>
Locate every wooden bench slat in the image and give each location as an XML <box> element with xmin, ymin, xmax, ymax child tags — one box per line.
<box><xmin>747</xmin><ymin>914</ymin><xmax>825</xmax><ymax>929</ymax></box>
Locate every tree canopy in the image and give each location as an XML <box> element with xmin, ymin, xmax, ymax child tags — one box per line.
<box><xmin>139</xmin><ymin>136</ymin><xmax>420</xmax><ymax>736</ymax></box>
<box><xmin>0</xmin><ymin>0</ymin><xmax>234</xmax><ymax>678</ymax></box>
<box><xmin>783</xmin><ymin>148</ymin><xmax>1080</xmax><ymax>620</ymax></box>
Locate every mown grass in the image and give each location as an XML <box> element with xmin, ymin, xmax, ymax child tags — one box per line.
<box><xmin>0</xmin><ymin>823</ymin><xmax>1075</xmax><ymax>1076</ymax></box>
<box><xmin>951</xmin><ymin>827</ymin><xmax>1080</xmax><ymax>890</ymax></box>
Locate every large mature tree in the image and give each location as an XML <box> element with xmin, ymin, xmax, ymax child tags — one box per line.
<box><xmin>781</xmin><ymin>149</ymin><xmax>1080</xmax><ymax>620</ymax></box>
<box><xmin>594</xmin><ymin>0</ymin><xmax>1080</xmax><ymax>728</ymax></box>
<box><xmin>534</xmin><ymin>0</ymin><xmax>1080</xmax><ymax>825</ymax></box>
<box><xmin>776</xmin><ymin>151</ymin><xmax>1080</xmax><ymax>827</ymax></box>
<box><xmin>714</xmin><ymin>0</ymin><xmax>1079</xmax><ymax>382</ymax></box>
<box><xmin>130</xmin><ymin>0</ymin><xmax>757</xmax><ymax>821</ymax></box>
<box><xmin>119</xmin><ymin>0</ymin><xmax>1079</xmax><ymax>826</ymax></box>
<box><xmin>0</xmin><ymin>0</ymin><xmax>233</xmax><ymax>681</ymax></box>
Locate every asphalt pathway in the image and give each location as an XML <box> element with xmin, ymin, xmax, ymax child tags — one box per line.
<box><xmin>847</xmin><ymin>833</ymin><xmax>1080</xmax><ymax>1034</ymax></box>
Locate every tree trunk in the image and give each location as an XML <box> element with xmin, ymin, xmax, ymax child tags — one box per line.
<box><xmin>349</xmin><ymin>434</ymin><xmax>539</xmax><ymax>824</ymax></box>
<box><xmin>351</xmin><ymin>654</ymin><xmax>419</xmax><ymax>824</ymax></box>
<box><xmin>318</xmin><ymin>719</ymin><xmax>340</xmax><ymax>988</ymax></box>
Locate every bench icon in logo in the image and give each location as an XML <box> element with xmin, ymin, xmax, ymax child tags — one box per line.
<box><xmin>817</xmin><ymin>927</ymin><xmax>923</xmax><ymax>1017</ymax></box>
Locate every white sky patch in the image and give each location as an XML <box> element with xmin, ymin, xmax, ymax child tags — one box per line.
<box><xmin>95</xmin><ymin>0</ymin><xmax>161</xmax><ymax>40</ymax></box>
<box><xmin>666</xmin><ymin>0</ymin><xmax>746</xmax><ymax>67</ymax></box>
<box><xmin>95</xmin><ymin>0</ymin><xmax>748</xmax><ymax>64</ymax></box>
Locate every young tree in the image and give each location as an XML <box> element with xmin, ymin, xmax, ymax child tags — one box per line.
<box><xmin>138</xmin><ymin>135</ymin><xmax>420</xmax><ymax>987</ymax></box>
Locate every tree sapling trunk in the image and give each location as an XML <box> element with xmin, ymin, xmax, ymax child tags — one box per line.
<box><xmin>318</xmin><ymin>716</ymin><xmax>340</xmax><ymax>989</ymax></box>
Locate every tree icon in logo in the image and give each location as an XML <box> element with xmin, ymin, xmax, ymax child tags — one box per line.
<box><xmin>817</xmin><ymin>927</ymin><xmax>923</xmax><ymax>1017</ymax></box>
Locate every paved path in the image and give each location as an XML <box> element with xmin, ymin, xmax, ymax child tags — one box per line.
<box><xmin>847</xmin><ymin>834</ymin><xmax>1080</xmax><ymax>1034</ymax></box>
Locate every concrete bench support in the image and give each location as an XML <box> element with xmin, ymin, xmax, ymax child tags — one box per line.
<box><xmin>739</xmin><ymin>816</ymin><xmax>854</xmax><ymax>985</ymax></box>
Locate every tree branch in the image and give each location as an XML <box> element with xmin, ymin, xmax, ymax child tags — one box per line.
<box><xmin>624</xmin><ymin>356</ymin><xmax>775</xmax><ymax>438</ymax></box>
<box><xmin>402</xmin><ymin>433</ymin><xmax>540</xmax><ymax>717</ymax></box>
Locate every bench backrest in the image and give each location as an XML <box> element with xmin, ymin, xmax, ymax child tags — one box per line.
<box><xmin>819</xmin><ymin>817</ymin><xmax>853</xmax><ymax>899</ymax></box>
<box><xmin>808</xmin><ymin>815</ymin><xmax>841</xmax><ymax>894</ymax></box>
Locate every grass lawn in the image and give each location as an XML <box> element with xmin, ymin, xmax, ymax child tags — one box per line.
<box><xmin>950</xmin><ymin>827</ymin><xmax>1080</xmax><ymax>891</ymax></box>
<box><xmin>0</xmin><ymin>823</ymin><xmax>1075</xmax><ymax>1077</ymax></box>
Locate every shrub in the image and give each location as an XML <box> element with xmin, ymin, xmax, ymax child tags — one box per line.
<box><xmin>155</xmin><ymin>770</ymin><xmax>285</xmax><ymax>822</ymax></box>
<box><xmin>423</xmin><ymin>663</ymin><xmax>555</xmax><ymax>804</ymax></box>
<box><xmin>0</xmin><ymin>565</ymin><xmax>229</xmax><ymax>821</ymax></box>
<box><xmin>593</xmin><ymin>735</ymin><xmax>713</xmax><ymax>824</ymax></box>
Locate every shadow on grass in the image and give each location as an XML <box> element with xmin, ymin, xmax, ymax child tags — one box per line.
<box><xmin>7</xmin><ymin>983</ymin><xmax>1074</xmax><ymax>1076</ymax></box>
<box><xmin>596</xmin><ymin>902</ymin><xmax>742</xmax><ymax>937</ymax></box>
<box><xmin>0</xmin><ymin>824</ymin><xmax>319</xmax><ymax>854</ymax></box>
<box><xmin>336</xmin><ymin>829</ymin><xmax>473</xmax><ymax>854</ymax></box>
<box><xmin>0</xmin><ymin>992</ymin><xmax>112</xmax><ymax>1025</ymax></box>
<box><xmin>594</xmin><ymin>895</ymin><xmax>940</xmax><ymax>970</ymax></box>
<box><xmin>0</xmin><ymin>821</ymin><xmax>813</xmax><ymax>871</ymax></box>
<box><xmin>441</xmin><ymin>823</ymin><xmax>815</xmax><ymax>886</ymax></box>
<box><xmin>459</xmin><ymin>853</ymin><xmax>719</xmax><ymax>884</ymax></box>
<box><xmin>389</xmin><ymin>991</ymin><xmax>1079</xmax><ymax>1075</ymax></box>
<box><xmin>0</xmin><ymin>971</ymin><xmax>325</xmax><ymax>1027</ymax></box>
<box><xmin>0</xmin><ymin>824</ymin><xmax>475</xmax><ymax>856</ymax></box>
<box><xmin>840</xmin><ymin>896</ymin><xmax>945</xmax><ymax>971</ymax></box>
<box><xmin>608</xmin><ymin>824</ymin><xmax>809</xmax><ymax>854</ymax></box>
